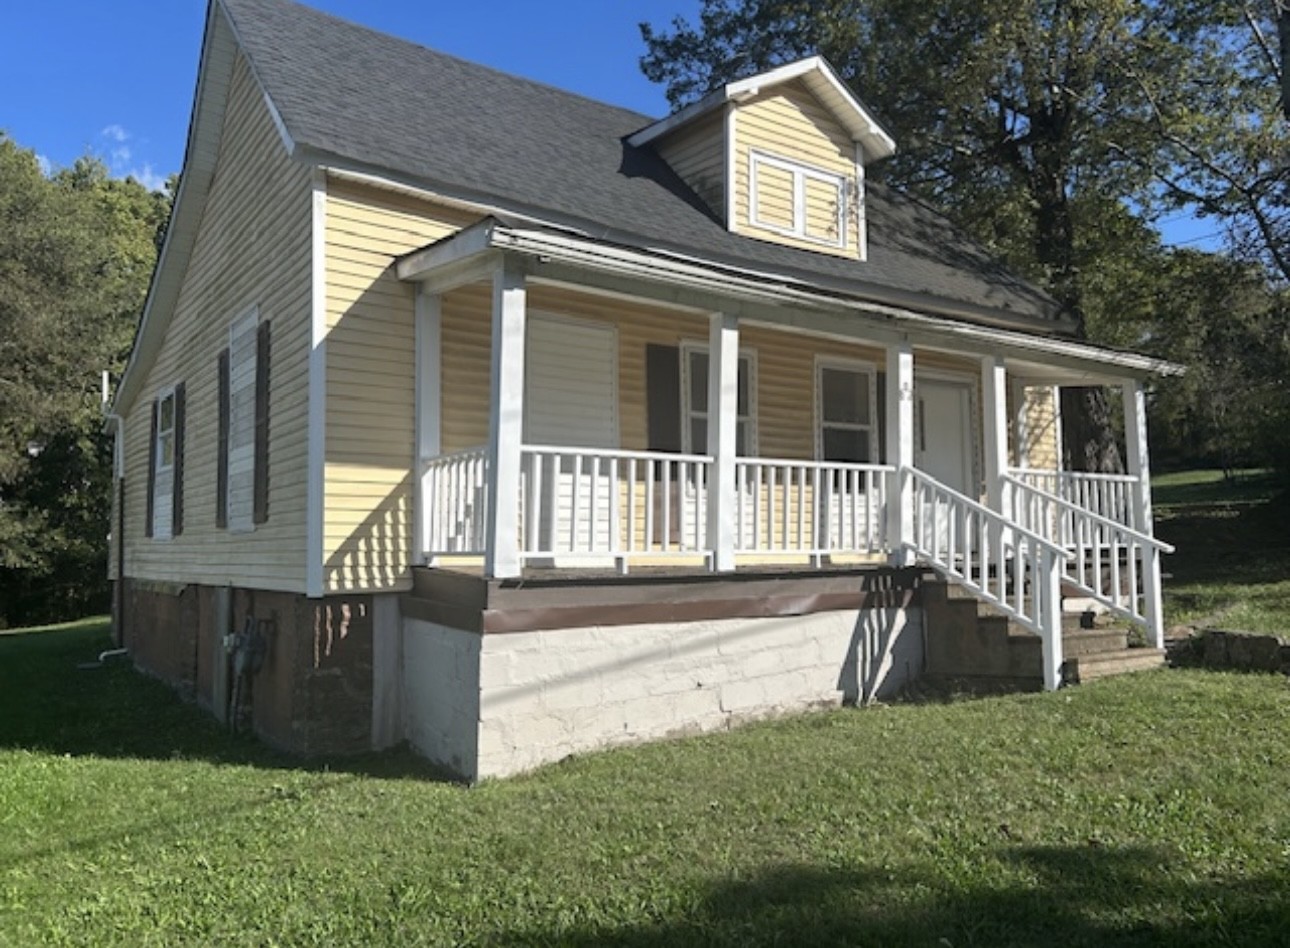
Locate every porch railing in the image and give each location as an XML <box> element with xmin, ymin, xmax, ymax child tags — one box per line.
<box><xmin>519</xmin><ymin>445</ymin><xmax>713</xmax><ymax>561</ymax></box>
<box><xmin>1004</xmin><ymin>474</ymin><xmax>1173</xmax><ymax>645</ymax></box>
<box><xmin>1008</xmin><ymin>467</ymin><xmax>1140</xmax><ymax>534</ymax></box>
<box><xmin>906</xmin><ymin>465</ymin><xmax>1071</xmax><ymax>690</ymax></box>
<box><xmin>422</xmin><ymin>446</ymin><xmax>490</xmax><ymax>555</ymax></box>
<box><xmin>733</xmin><ymin>458</ymin><xmax>892</xmax><ymax>557</ymax></box>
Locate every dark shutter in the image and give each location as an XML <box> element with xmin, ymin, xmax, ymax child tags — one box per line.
<box><xmin>145</xmin><ymin>400</ymin><xmax>158</xmax><ymax>538</ymax></box>
<box><xmin>645</xmin><ymin>343</ymin><xmax>682</xmax><ymax>453</ymax></box>
<box><xmin>216</xmin><ymin>348</ymin><xmax>230</xmax><ymax>528</ymax></box>
<box><xmin>876</xmin><ymin>372</ymin><xmax>887</xmax><ymax>464</ymax></box>
<box><xmin>172</xmin><ymin>382</ymin><xmax>186</xmax><ymax>536</ymax></box>
<box><xmin>252</xmin><ymin>320</ymin><xmax>271</xmax><ymax>524</ymax></box>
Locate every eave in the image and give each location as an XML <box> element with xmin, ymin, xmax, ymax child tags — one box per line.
<box><xmin>627</xmin><ymin>56</ymin><xmax>897</xmax><ymax>163</ymax></box>
<box><xmin>397</xmin><ymin>219</ymin><xmax>1183</xmax><ymax>384</ymax></box>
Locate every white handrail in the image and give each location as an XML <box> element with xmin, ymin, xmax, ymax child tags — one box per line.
<box><xmin>1007</xmin><ymin>467</ymin><xmax>1139</xmax><ymax>532</ymax></box>
<box><xmin>905</xmin><ymin>465</ymin><xmax>1068</xmax><ymax>690</ymax></box>
<box><xmin>1005</xmin><ymin>474</ymin><xmax>1169</xmax><ymax>645</ymax></box>
<box><xmin>733</xmin><ymin>458</ymin><xmax>892</xmax><ymax>556</ymax></box>
<box><xmin>1002</xmin><ymin>475</ymin><xmax>1173</xmax><ymax>552</ymax></box>
<box><xmin>519</xmin><ymin>445</ymin><xmax>712</xmax><ymax>561</ymax></box>
<box><xmin>421</xmin><ymin>446</ymin><xmax>490</xmax><ymax>555</ymax></box>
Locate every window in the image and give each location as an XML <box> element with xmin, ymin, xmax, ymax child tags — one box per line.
<box><xmin>749</xmin><ymin>150</ymin><xmax>848</xmax><ymax>248</ymax></box>
<box><xmin>681</xmin><ymin>345</ymin><xmax>756</xmax><ymax>455</ymax></box>
<box><xmin>147</xmin><ymin>383</ymin><xmax>185</xmax><ymax>540</ymax></box>
<box><xmin>817</xmin><ymin>361</ymin><xmax>875</xmax><ymax>463</ymax></box>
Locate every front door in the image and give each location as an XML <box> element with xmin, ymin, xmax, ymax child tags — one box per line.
<box><xmin>914</xmin><ymin>378</ymin><xmax>975</xmax><ymax>553</ymax></box>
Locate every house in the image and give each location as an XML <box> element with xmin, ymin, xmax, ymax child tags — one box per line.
<box><xmin>109</xmin><ymin>0</ymin><xmax>1179</xmax><ymax>781</ymax></box>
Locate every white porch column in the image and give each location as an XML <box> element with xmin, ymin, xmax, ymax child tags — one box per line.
<box><xmin>1122</xmin><ymin>378</ymin><xmax>1164</xmax><ymax>648</ymax></box>
<box><xmin>981</xmin><ymin>356</ymin><xmax>1009</xmax><ymax>513</ymax></box>
<box><xmin>886</xmin><ymin>341</ymin><xmax>914</xmax><ymax>566</ymax></box>
<box><xmin>484</xmin><ymin>257</ymin><xmax>527</xmax><ymax>579</ymax></box>
<box><xmin>707</xmin><ymin>312</ymin><xmax>739</xmax><ymax>572</ymax></box>
<box><xmin>413</xmin><ymin>285</ymin><xmax>441</xmax><ymax>565</ymax></box>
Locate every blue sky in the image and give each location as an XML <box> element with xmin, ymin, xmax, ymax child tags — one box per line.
<box><xmin>1</xmin><ymin>0</ymin><xmax>1219</xmax><ymax>249</ymax></box>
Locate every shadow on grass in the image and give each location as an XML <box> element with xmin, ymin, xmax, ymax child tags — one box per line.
<box><xmin>499</xmin><ymin>847</ymin><xmax>1290</xmax><ymax>947</ymax></box>
<box><xmin>0</xmin><ymin>620</ymin><xmax>451</xmax><ymax>782</ymax></box>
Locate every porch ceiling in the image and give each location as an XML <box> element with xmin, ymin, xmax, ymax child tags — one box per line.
<box><xmin>396</xmin><ymin>218</ymin><xmax>1183</xmax><ymax>383</ymax></box>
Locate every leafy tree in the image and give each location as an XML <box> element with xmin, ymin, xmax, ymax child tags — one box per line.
<box><xmin>1145</xmin><ymin>251</ymin><xmax>1290</xmax><ymax>476</ymax></box>
<box><xmin>640</xmin><ymin>0</ymin><xmax>1286</xmax><ymax>468</ymax></box>
<box><xmin>0</xmin><ymin>135</ymin><xmax>169</xmax><ymax>625</ymax></box>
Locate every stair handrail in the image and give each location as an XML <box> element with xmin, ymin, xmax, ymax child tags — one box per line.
<box><xmin>903</xmin><ymin>465</ymin><xmax>1069</xmax><ymax>689</ymax></box>
<box><xmin>1001</xmin><ymin>474</ymin><xmax>1175</xmax><ymax>554</ymax></box>
<box><xmin>1003</xmin><ymin>473</ymin><xmax>1171</xmax><ymax>646</ymax></box>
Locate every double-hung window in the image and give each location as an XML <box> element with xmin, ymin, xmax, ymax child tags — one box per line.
<box><xmin>224</xmin><ymin>307</ymin><xmax>259</xmax><ymax>532</ymax></box>
<box><xmin>816</xmin><ymin>360</ymin><xmax>876</xmax><ymax>463</ymax></box>
<box><xmin>681</xmin><ymin>344</ymin><xmax>756</xmax><ymax>456</ymax></box>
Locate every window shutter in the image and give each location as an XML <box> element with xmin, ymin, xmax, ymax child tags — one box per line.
<box><xmin>252</xmin><ymin>319</ymin><xmax>271</xmax><ymax>524</ymax></box>
<box><xmin>217</xmin><ymin>347</ymin><xmax>230</xmax><ymax>529</ymax></box>
<box><xmin>172</xmin><ymin>382</ymin><xmax>186</xmax><ymax>536</ymax></box>
<box><xmin>645</xmin><ymin>343</ymin><xmax>681</xmax><ymax>453</ymax></box>
<box><xmin>145</xmin><ymin>399</ymin><xmax>158</xmax><ymax>538</ymax></box>
<box><xmin>876</xmin><ymin>372</ymin><xmax>887</xmax><ymax>464</ymax></box>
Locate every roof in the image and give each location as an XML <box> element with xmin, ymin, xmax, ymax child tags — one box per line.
<box><xmin>218</xmin><ymin>0</ymin><xmax>1068</xmax><ymax>332</ymax></box>
<box><xmin>627</xmin><ymin>57</ymin><xmax>897</xmax><ymax>162</ymax></box>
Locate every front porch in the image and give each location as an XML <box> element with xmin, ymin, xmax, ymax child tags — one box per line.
<box><xmin>396</xmin><ymin>220</ymin><xmax>1177</xmax><ymax>692</ymax></box>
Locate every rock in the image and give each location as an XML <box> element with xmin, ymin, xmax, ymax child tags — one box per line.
<box><xmin>1202</xmin><ymin>630</ymin><xmax>1229</xmax><ymax>668</ymax></box>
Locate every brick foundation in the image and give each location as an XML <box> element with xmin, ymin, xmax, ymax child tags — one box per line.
<box><xmin>119</xmin><ymin>579</ymin><xmax>374</xmax><ymax>755</ymax></box>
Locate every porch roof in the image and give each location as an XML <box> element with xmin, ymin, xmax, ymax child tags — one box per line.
<box><xmin>397</xmin><ymin>217</ymin><xmax>1184</xmax><ymax>384</ymax></box>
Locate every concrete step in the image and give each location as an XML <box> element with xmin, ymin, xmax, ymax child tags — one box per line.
<box><xmin>1067</xmin><ymin>648</ymin><xmax>1166</xmax><ymax>683</ymax></box>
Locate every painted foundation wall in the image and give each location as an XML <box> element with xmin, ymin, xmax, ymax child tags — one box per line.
<box><xmin>402</xmin><ymin>619</ymin><xmax>482</xmax><ymax>778</ymax></box>
<box><xmin>402</xmin><ymin>607</ymin><xmax>922</xmax><ymax>781</ymax></box>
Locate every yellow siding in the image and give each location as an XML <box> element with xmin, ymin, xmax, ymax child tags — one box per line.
<box><xmin>323</xmin><ymin>179</ymin><xmax>480</xmax><ymax>593</ymax></box>
<box><xmin>655</xmin><ymin>109</ymin><xmax>726</xmax><ymax>220</ymax></box>
<box><xmin>1020</xmin><ymin>385</ymin><xmax>1061</xmax><ymax>469</ymax></box>
<box><xmin>733</xmin><ymin>80</ymin><xmax>859</xmax><ymax>257</ymax></box>
<box><xmin>121</xmin><ymin>54</ymin><xmax>312</xmax><ymax>591</ymax></box>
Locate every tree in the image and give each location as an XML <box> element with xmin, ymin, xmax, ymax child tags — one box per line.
<box><xmin>640</xmin><ymin>0</ymin><xmax>1284</xmax><ymax>467</ymax></box>
<box><xmin>1145</xmin><ymin>251</ymin><xmax>1290</xmax><ymax>475</ymax></box>
<box><xmin>0</xmin><ymin>135</ymin><xmax>170</xmax><ymax>625</ymax></box>
<box><xmin>1136</xmin><ymin>2</ymin><xmax>1289</xmax><ymax>284</ymax></box>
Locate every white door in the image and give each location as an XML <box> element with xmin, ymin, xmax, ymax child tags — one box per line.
<box><xmin>523</xmin><ymin>314</ymin><xmax>618</xmax><ymax>556</ymax></box>
<box><xmin>914</xmin><ymin>378</ymin><xmax>975</xmax><ymax>554</ymax></box>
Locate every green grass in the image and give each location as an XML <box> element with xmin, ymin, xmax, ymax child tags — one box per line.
<box><xmin>1153</xmin><ymin>468</ymin><xmax>1279</xmax><ymax>511</ymax></box>
<box><xmin>3</xmin><ymin>620</ymin><xmax>1290</xmax><ymax>945</ymax></box>
<box><xmin>1156</xmin><ymin>469</ymin><xmax>1290</xmax><ymax>634</ymax></box>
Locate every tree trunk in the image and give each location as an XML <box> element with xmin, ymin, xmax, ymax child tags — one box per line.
<box><xmin>1030</xmin><ymin>159</ymin><xmax>1125</xmax><ymax>473</ymax></box>
<box><xmin>1061</xmin><ymin>387</ymin><xmax>1124</xmax><ymax>473</ymax></box>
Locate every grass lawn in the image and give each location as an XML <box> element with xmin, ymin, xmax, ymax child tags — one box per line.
<box><xmin>1155</xmin><ymin>468</ymin><xmax>1290</xmax><ymax>635</ymax></box>
<box><xmin>3</xmin><ymin>620</ymin><xmax>1290</xmax><ymax>945</ymax></box>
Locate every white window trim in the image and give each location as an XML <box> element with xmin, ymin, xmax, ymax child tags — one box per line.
<box><xmin>748</xmin><ymin>149</ymin><xmax>848</xmax><ymax>250</ymax></box>
<box><xmin>152</xmin><ymin>383</ymin><xmax>178</xmax><ymax>542</ymax></box>
<box><xmin>814</xmin><ymin>356</ymin><xmax>878</xmax><ymax>463</ymax></box>
<box><xmin>226</xmin><ymin>305</ymin><xmax>259</xmax><ymax>534</ymax></box>
<box><xmin>680</xmin><ymin>342</ymin><xmax>758</xmax><ymax>457</ymax></box>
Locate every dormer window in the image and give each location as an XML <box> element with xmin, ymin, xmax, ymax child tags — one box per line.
<box><xmin>749</xmin><ymin>151</ymin><xmax>848</xmax><ymax>249</ymax></box>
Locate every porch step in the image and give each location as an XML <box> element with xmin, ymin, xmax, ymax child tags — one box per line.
<box><xmin>922</xmin><ymin>575</ymin><xmax>1154</xmax><ymax>691</ymax></box>
<box><xmin>1066</xmin><ymin>648</ymin><xmax>1167</xmax><ymax>683</ymax></box>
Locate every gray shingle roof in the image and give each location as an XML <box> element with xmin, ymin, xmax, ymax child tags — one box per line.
<box><xmin>220</xmin><ymin>0</ymin><xmax>1065</xmax><ymax>329</ymax></box>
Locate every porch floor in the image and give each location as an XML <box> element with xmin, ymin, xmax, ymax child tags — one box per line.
<box><xmin>405</xmin><ymin>562</ymin><xmax>922</xmax><ymax>635</ymax></box>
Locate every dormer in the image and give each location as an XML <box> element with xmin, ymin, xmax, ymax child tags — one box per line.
<box><xmin>630</xmin><ymin>57</ymin><xmax>896</xmax><ymax>261</ymax></box>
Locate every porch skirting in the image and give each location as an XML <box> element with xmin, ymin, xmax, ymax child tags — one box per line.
<box><xmin>399</xmin><ymin>567</ymin><xmax>926</xmax><ymax>781</ymax></box>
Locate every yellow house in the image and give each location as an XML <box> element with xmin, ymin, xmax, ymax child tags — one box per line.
<box><xmin>110</xmin><ymin>0</ymin><xmax>1179</xmax><ymax>780</ymax></box>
